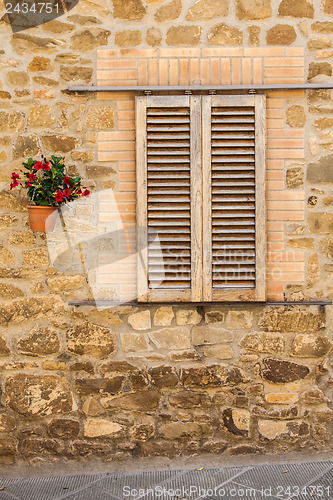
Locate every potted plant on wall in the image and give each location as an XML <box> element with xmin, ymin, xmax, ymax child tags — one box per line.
<box><xmin>10</xmin><ymin>155</ymin><xmax>90</xmax><ymax>232</ymax></box>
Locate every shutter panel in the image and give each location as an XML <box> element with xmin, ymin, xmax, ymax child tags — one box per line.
<box><xmin>136</xmin><ymin>96</ymin><xmax>202</xmax><ymax>302</ymax></box>
<box><xmin>202</xmin><ymin>95</ymin><xmax>266</xmax><ymax>302</ymax></box>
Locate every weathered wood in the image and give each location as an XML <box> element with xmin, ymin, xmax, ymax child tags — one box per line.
<box><xmin>208</xmin><ymin>94</ymin><xmax>262</xmax><ymax>302</ymax></box>
<box><xmin>213</xmin><ymin>289</ymin><xmax>256</xmax><ymax>301</ymax></box>
<box><xmin>190</xmin><ymin>95</ymin><xmax>203</xmax><ymax>302</ymax></box>
<box><xmin>136</xmin><ymin>96</ymin><xmax>148</xmax><ymax>302</ymax></box>
<box><xmin>140</xmin><ymin>96</ymin><xmax>193</xmax><ymax>302</ymax></box>
<box><xmin>202</xmin><ymin>95</ymin><xmax>212</xmax><ymax>301</ymax></box>
<box><xmin>149</xmin><ymin>289</ymin><xmax>191</xmax><ymax>302</ymax></box>
<box><xmin>254</xmin><ymin>95</ymin><xmax>266</xmax><ymax>301</ymax></box>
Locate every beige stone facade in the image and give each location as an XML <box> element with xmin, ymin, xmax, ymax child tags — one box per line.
<box><xmin>0</xmin><ymin>0</ymin><xmax>332</xmax><ymax>466</ymax></box>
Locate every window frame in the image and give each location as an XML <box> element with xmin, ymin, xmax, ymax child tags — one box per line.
<box><xmin>136</xmin><ymin>94</ymin><xmax>266</xmax><ymax>303</ymax></box>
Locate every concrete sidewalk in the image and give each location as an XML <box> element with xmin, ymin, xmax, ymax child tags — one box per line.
<box><xmin>0</xmin><ymin>461</ymin><xmax>332</xmax><ymax>500</ymax></box>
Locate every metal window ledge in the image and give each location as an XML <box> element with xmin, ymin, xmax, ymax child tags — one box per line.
<box><xmin>69</xmin><ymin>300</ymin><xmax>332</xmax><ymax>307</ymax></box>
<box><xmin>67</xmin><ymin>83</ymin><xmax>333</xmax><ymax>93</ymax></box>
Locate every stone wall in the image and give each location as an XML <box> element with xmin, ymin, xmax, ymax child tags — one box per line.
<box><xmin>0</xmin><ymin>0</ymin><xmax>333</xmax><ymax>466</ymax></box>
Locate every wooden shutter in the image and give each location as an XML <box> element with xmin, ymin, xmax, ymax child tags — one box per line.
<box><xmin>136</xmin><ymin>95</ymin><xmax>202</xmax><ymax>302</ymax></box>
<box><xmin>136</xmin><ymin>94</ymin><xmax>266</xmax><ymax>303</ymax></box>
<box><xmin>202</xmin><ymin>95</ymin><xmax>266</xmax><ymax>302</ymax></box>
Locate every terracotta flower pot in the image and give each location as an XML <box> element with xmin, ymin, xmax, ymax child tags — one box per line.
<box><xmin>27</xmin><ymin>205</ymin><xmax>58</xmax><ymax>232</ymax></box>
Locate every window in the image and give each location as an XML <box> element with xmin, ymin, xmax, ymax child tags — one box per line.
<box><xmin>136</xmin><ymin>94</ymin><xmax>266</xmax><ymax>303</ymax></box>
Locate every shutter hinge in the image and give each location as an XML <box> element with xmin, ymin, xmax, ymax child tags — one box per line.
<box><xmin>248</xmin><ymin>89</ymin><xmax>257</xmax><ymax>94</ymax></box>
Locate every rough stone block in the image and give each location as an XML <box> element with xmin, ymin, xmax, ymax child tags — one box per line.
<box><xmin>148</xmin><ymin>366</ymin><xmax>179</xmax><ymax>387</ymax></box>
<box><xmin>5</xmin><ymin>375</ymin><xmax>73</xmax><ymax>417</ymax></box>
<box><xmin>166</xmin><ymin>26</ymin><xmax>202</xmax><ymax>46</ymax></box>
<box><xmin>75</xmin><ymin>376</ymin><xmax>124</xmax><ymax>395</ymax></box>
<box><xmin>307</xmin><ymin>155</ymin><xmax>333</xmax><ymax>182</ymax></box>
<box><xmin>19</xmin><ymin>438</ymin><xmax>63</xmax><ymax>456</ymax></box>
<box><xmin>301</xmin><ymin>388</ymin><xmax>329</xmax><ymax>404</ymax></box>
<box><xmin>0</xmin><ymin>111</ymin><xmax>25</xmax><ymax>133</ymax></box>
<box><xmin>168</xmin><ymin>349</ymin><xmax>201</xmax><ymax>361</ymax></box>
<box><xmin>159</xmin><ymin>422</ymin><xmax>210</xmax><ymax>439</ymax></box>
<box><xmin>131</xmin><ymin>423</ymin><xmax>154</xmax><ymax>442</ymax></box>
<box><xmin>155</xmin><ymin>0</ymin><xmax>181</xmax><ymax>22</ymax></box>
<box><xmin>290</xmin><ymin>334</ymin><xmax>332</xmax><ymax>357</ymax></box>
<box><xmin>0</xmin><ymin>437</ymin><xmax>17</xmax><ymax>457</ymax></box>
<box><xmin>169</xmin><ymin>390</ymin><xmax>211</xmax><ymax>408</ymax></box>
<box><xmin>112</xmin><ymin>0</ymin><xmax>146</xmax><ymax>20</ymax></box>
<box><xmin>71</xmin><ymin>29</ymin><xmax>111</xmax><ymax>51</ymax></box>
<box><xmin>266</xmin><ymin>24</ymin><xmax>296</xmax><ymax>45</ymax></box>
<box><xmin>48</xmin><ymin>419</ymin><xmax>80</xmax><ymax>439</ymax></box>
<box><xmin>239</xmin><ymin>332</ymin><xmax>284</xmax><ymax>354</ymax></box>
<box><xmin>278</xmin><ymin>0</ymin><xmax>314</xmax><ymax>17</ymax></box>
<box><xmin>154</xmin><ymin>306</ymin><xmax>174</xmax><ymax>326</ymax></box>
<box><xmin>186</xmin><ymin>0</ymin><xmax>228</xmax><ymax>20</ymax></box>
<box><xmin>82</xmin><ymin>397</ymin><xmax>104</xmax><ymax>416</ymax></box>
<box><xmin>101</xmin><ymin>390</ymin><xmax>161</xmax><ymax>411</ymax></box>
<box><xmin>259</xmin><ymin>309</ymin><xmax>325</xmax><ymax>332</ymax></box>
<box><xmin>208</xmin><ymin>23</ymin><xmax>243</xmax><ymax>45</ymax></box>
<box><xmin>149</xmin><ymin>327</ymin><xmax>191</xmax><ymax>349</ymax></box>
<box><xmin>261</xmin><ymin>358</ymin><xmax>310</xmax><ymax>383</ymax></box>
<box><xmin>181</xmin><ymin>365</ymin><xmax>248</xmax><ymax>387</ymax></box>
<box><xmin>258</xmin><ymin>419</ymin><xmax>309</xmax><ymax>440</ymax></box>
<box><xmin>23</xmin><ymin>250</ymin><xmax>49</xmax><ymax>267</ymax></box>
<box><xmin>67</xmin><ymin>322</ymin><xmax>116</xmax><ymax>358</ymax></box>
<box><xmin>0</xmin><ymin>414</ymin><xmax>16</xmax><ymax>432</ymax></box>
<box><xmin>223</xmin><ymin>408</ymin><xmax>250</xmax><ymax>435</ymax></box>
<box><xmin>192</xmin><ymin>325</ymin><xmax>232</xmax><ymax>346</ymax></box>
<box><xmin>0</xmin><ymin>297</ymin><xmax>65</xmax><ymax>325</ymax></box>
<box><xmin>236</xmin><ymin>0</ymin><xmax>271</xmax><ymax>20</ymax></box>
<box><xmin>203</xmin><ymin>345</ymin><xmax>234</xmax><ymax>359</ymax></box>
<box><xmin>225</xmin><ymin>311</ymin><xmax>252</xmax><ymax>329</ymax></box>
<box><xmin>128</xmin><ymin>310</ymin><xmax>151</xmax><ymax>331</ymax></box>
<box><xmin>286</xmin><ymin>105</ymin><xmax>306</xmax><ymax>127</ymax></box>
<box><xmin>84</xmin><ymin>419</ymin><xmax>123</xmax><ymax>437</ymax></box>
<box><xmin>17</xmin><ymin>327</ymin><xmax>60</xmax><ymax>356</ymax></box>
<box><xmin>121</xmin><ymin>332</ymin><xmax>150</xmax><ymax>353</ymax></box>
<box><xmin>176</xmin><ymin>309</ymin><xmax>202</xmax><ymax>325</ymax></box>
<box><xmin>13</xmin><ymin>135</ymin><xmax>40</xmax><ymax>159</ymax></box>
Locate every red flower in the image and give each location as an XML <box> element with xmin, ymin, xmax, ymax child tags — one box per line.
<box><xmin>34</xmin><ymin>161</ymin><xmax>44</xmax><ymax>171</ymax></box>
<box><xmin>83</xmin><ymin>189</ymin><xmax>90</xmax><ymax>197</ymax></box>
<box><xmin>64</xmin><ymin>189</ymin><xmax>71</xmax><ymax>199</ymax></box>
<box><xmin>10</xmin><ymin>172</ymin><xmax>20</xmax><ymax>189</ymax></box>
<box><xmin>63</xmin><ymin>177</ymin><xmax>71</xmax><ymax>186</ymax></box>
<box><xmin>28</xmin><ymin>173</ymin><xmax>35</xmax><ymax>182</ymax></box>
<box><xmin>55</xmin><ymin>191</ymin><xmax>64</xmax><ymax>203</ymax></box>
<box><xmin>34</xmin><ymin>160</ymin><xmax>50</xmax><ymax>171</ymax></box>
